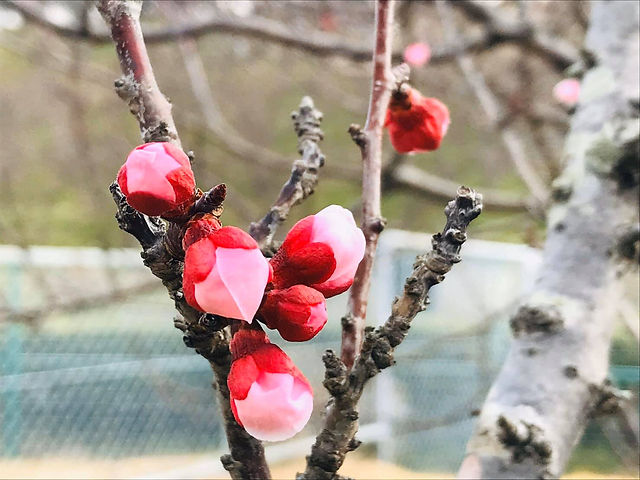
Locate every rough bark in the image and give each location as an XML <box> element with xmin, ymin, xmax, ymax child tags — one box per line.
<box><xmin>459</xmin><ymin>2</ymin><xmax>640</xmax><ymax>478</ymax></box>
<box><xmin>341</xmin><ymin>0</ymin><xmax>394</xmax><ymax>371</ymax></box>
<box><xmin>98</xmin><ymin>2</ymin><xmax>271</xmax><ymax>478</ymax></box>
<box><xmin>300</xmin><ymin>187</ymin><xmax>483</xmax><ymax>480</ymax></box>
<box><xmin>249</xmin><ymin>97</ymin><xmax>325</xmax><ymax>255</ymax></box>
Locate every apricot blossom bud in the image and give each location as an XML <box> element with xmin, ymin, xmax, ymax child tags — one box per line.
<box><xmin>553</xmin><ymin>78</ymin><xmax>581</xmax><ymax>107</ymax></box>
<box><xmin>228</xmin><ymin>327</ymin><xmax>313</xmax><ymax>441</ymax></box>
<box><xmin>183</xmin><ymin>226</ymin><xmax>269</xmax><ymax>321</ymax></box>
<box><xmin>385</xmin><ymin>86</ymin><xmax>450</xmax><ymax>153</ymax></box>
<box><xmin>404</xmin><ymin>42</ymin><xmax>431</xmax><ymax>67</ymax></box>
<box><xmin>117</xmin><ymin>142</ymin><xmax>196</xmax><ymax>217</ymax></box>
<box><xmin>270</xmin><ymin>205</ymin><xmax>365</xmax><ymax>297</ymax></box>
<box><xmin>258</xmin><ymin>285</ymin><xmax>328</xmax><ymax>342</ymax></box>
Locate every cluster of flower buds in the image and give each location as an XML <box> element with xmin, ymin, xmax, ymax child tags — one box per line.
<box><xmin>116</xmin><ymin>143</ymin><xmax>366</xmax><ymax>442</ymax></box>
<box><xmin>385</xmin><ymin>84</ymin><xmax>450</xmax><ymax>154</ymax></box>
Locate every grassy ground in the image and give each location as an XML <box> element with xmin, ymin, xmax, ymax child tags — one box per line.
<box><xmin>0</xmin><ymin>452</ymin><xmax>636</xmax><ymax>479</ymax></box>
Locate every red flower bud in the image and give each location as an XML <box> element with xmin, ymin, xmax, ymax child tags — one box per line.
<box><xmin>117</xmin><ymin>142</ymin><xmax>196</xmax><ymax>217</ymax></box>
<box><xmin>384</xmin><ymin>87</ymin><xmax>450</xmax><ymax>154</ymax></box>
<box><xmin>228</xmin><ymin>327</ymin><xmax>313</xmax><ymax>441</ymax></box>
<box><xmin>258</xmin><ymin>285</ymin><xmax>328</xmax><ymax>342</ymax></box>
<box><xmin>270</xmin><ymin>205</ymin><xmax>365</xmax><ymax>298</ymax></box>
<box><xmin>183</xmin><ymin>226</ymin><xmax>269</xmax><ymax>321</ymax></box>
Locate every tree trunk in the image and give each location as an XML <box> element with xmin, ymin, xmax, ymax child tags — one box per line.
<box><xmin>458</xmin><ymin>2</ymin><xmax>639</xmax><ymax>478</ymax></box>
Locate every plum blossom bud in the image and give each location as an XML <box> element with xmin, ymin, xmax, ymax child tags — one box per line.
<box><xmin>258</xmin><ymin>285</ymin><xmax>328</xmax><ymax>342</ymax></box>
<box><xmin>117</xmin><ymin>142</ymin><xmax>196</xmax><ymax>217</ymax></box>
<box><xmin>553</xmin><ymin>78</ymin><xmax>581</xmax><ymax>107</ymax></box>
<box><xmin>403</xmin><ymin>42</ymin><xmax>431</xmax><ymax>67</ymax></box>
<box><xmin>270</xmin><ymin>205</ymin><xmax>366</xmax><ymax>298</ymax></box>
<box><xmin>183</xmin><ymin>226</ymin><xmax>269</xmax><ymax>321</ymax></box>
<box><xmin>385</xmin><ymin>86</ymin><xmax>450</xmax><ymax>154</ymax></box>
<box><xmin>228</xmin><ymin>327</ymin><xmax>313</xmax><ymax>442</ymax></box>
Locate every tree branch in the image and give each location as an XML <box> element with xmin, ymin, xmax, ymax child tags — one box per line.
<box><xmin>249</xmin><ymin>97</ymin><xmax>325</xmax><ymax>254</ymax></box>
<box><xmin>340</xmin><ymin>0</ymin><xmax>394</xmax><ymax>371</ymax></box>
<box><xmin>96</xmin><ymin>0</ymin><xmax>180</xmax><ymax>147</ymax></box>
<box><xmin>9</xmin><ymin>0</ymin><xmax>577</xmax><ymax>69</ymax></box>
<box><xmin>300</xmin><ymin>186</ymin><xmax>483</xmax><ymax>479</ymax></box>
<box><xmin>459</xmin><ymin>2</ymin><xmax>640</xmax><ymax>477</ymax></box>
<box><xmin>98</xmin><ymin>2</ymin><xmax>270</xmax><ymax>478</ymax></box>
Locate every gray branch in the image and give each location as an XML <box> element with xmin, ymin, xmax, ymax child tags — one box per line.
<box><xmin>459</xmin><ymin>2</ymin><xmax>640</xmax><ymax>478</ymax></box>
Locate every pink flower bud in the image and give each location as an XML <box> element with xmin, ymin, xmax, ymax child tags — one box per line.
<box><xmin>228</xmin><ymin>328</ymin><xmax>313</xmax><ymax>442</ymax></box>
<box><xmin>553</xmin><ymin>78</ymin><xmax>581</xmax><ymax>107</ymax></box>
<box><xmin>403</xmin><ymin>42</ymin><xmax>431</xmax><ymax>67</ymax></box>
<box><xmin>258</xmin><ymin>285</ymin><xmax>328</xmax><ymax>342</ymax></box>
<box><xmin>117</xmin><ymin>142</ymin><xmax>196</xmax><ymax>218</ymax></box>
<box><xmin>270</xmin><ymin>205</ymin><xmax>365</xmax><ymax>298</ymax></box>
<box><xmin>183</xmin><ymin>226</ymin><xmax>269</xmax><ymax>321</ymax></box>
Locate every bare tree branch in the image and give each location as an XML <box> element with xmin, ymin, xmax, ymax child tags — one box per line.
<box><xmin>249</xmin><ymin>97</ymin><xmax>325</xmax><ymax>253</ymax></box>
<box><xmin>341</xmin><ymin>0</ymin><xmax>395</xmax><ymax>371</ymax></box>
<box><xmin>96</xmin><ymin>0</ymin><xmax>180</xmax><ymax>147</ymax></box>
<box><xmin>452</xmin><ymin>0</ymin><xmax>580</xmax><ymax>71</ymax></box>
<box><xmin>97</xmin><ymin>2</ymin><xmax>270</xmax><ymax>478</ymax></box>
<box><xmin>300</xmin><ymin>186</ymin><xmax>483</xmax><ymax>479</ymax></box>
<box><xmin>8</xmin><ymin>0</ymin><xmax>577</xmax><ymax>69</ymax></box>
<box><xmin>459</xmin><ymin>2</ymin><xmax>640</xmax><ymax>477</ymax></box>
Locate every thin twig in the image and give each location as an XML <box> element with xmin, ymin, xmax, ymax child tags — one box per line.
<box><xmin>249</xmin><ymin>97</ymin><xmax>325</xmax><ymax>254</ymax></box>
<box><xmin>300</xmin><ymin>186</ymin><xmax>483</xmax><ymax>479</ymax></box>
<box><xmin>341</xmin><ymin>0</ymin><xmax>394</xmax><ymax>371</ymax></box>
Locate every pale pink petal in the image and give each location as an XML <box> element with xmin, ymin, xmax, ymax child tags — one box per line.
<box><xmin>234</xmin><ymin>372</ymin><xmax>313</xmax><ymax>442</ymax></box>
<box><xmin>311</xmin><ymin>205</ymin><xmax>365</xmax><ymax>287</ymax></box>
<box><xmin>194</xmin><ymin>258</ymin><xmax>244</xmax><ymax>320</ymax></box>
<box><xmin>403</xmin><ymin>42</ymin><xmax>431</xmax><ymax>67</ymax></box>
<box><xmin>125</xmin><ymin>148</ymin><xmax>181</xmax><ymax>200</ymax></box>
<box><xmin>215</xmin><ymin>247</ymin><xmax>270</xmax><ymax>321</ymax></box>
<box><xmin>553</xmin><ymin>78</ymin><xmax>581</xmax><ymax>106</ymax></box>
<box><xmin>307</xmin><ymin>303</ymin><xmax>327</xmax><ymax>328</ymax></box>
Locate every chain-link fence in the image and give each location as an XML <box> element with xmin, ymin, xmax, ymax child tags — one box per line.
<box><xmin>0</xmin><ymin>232</ymin><xmax>638</xmax><ymax>476</ymax></box>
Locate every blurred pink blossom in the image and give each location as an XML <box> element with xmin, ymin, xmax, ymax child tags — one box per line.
<box><xmin>553</xmin><ymin>78</ymin><xmax>581</xmax><ymax>106</ymax></box>
<box><xmin>403</xmin><ymin>42</ymin><xmax>431</xmax><ymax>67</ymax></box>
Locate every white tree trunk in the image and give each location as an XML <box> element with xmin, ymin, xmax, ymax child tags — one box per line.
<box><xmin>459</xmin><ymin>2</ymin><xmax>639</xmax><ymax>478</ymax></box>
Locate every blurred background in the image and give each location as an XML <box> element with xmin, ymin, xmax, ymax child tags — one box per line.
<box><xmin>0</xmin><ymin>1</ymin><xmax>638</xmax><ymax>478</ymax></box>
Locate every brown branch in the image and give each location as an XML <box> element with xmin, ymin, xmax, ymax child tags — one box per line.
<box><xmin>341</xmin><ymin>0</ymin><xmax>394</xmax><ymax>371</ymax></box>
<box><xmin>98</xmin><ymin>2</ymin><xmax>269</xmax><ymax>478</ymax></box>
<box><xmin>300</xmin><ymin>186</ymin><xmax>483</xmax><ymax>480</ymax></box>
<box><xmin>96</xmin><ymin>0</ymin><xmax>180</xmax><ymax>147</ymax></box>
<box><xmin>249</xmin><ymin>97</ymin><xmax>325</xmax><ymax>253</ymax></box>
<box><xmin>9</xmin><ymin>1</ymin><xmax>576</xmax><ymax>69</ymax></box>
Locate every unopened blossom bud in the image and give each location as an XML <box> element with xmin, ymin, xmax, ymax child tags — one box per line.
<box><xmin>183</xmin><ymin>226</ymin><xmax>269</xmax><ymax>321</ymax></box>
<box><xmin>117</xmin><ymin>142</ymin><xmax>196</xmax><ymax>217</ymax></box>
<box><xmin>258</xmin><ymin>285</ymin><xmax>328</xmax><ymax>342</ymax></box>
<box><xmin>553</xmin><ymin>78</ymin><xmax>581</xmax><ymax>107</ymax></box>
<box><xmin>403</xmin><ymin>42</ymin><xmax>431</xmax><ymax>67</ymax></box>
<box><xmin>270</xmin><ymin>205</ymin><xmax>365</xmax><ymax>298</ymax></box>
<box><xmin>385</xmin><ymin>86</ymin><xmax>450</xmax><ymax>153</ymax></box>
<box><xmin>228</xmin><ymin>327</ymin><xmax>313</xmax><ymax>441</ymax></box>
